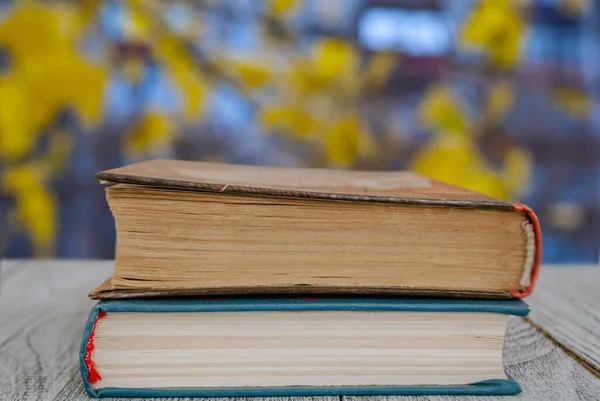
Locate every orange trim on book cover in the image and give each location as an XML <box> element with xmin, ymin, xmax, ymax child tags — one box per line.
<box><xmin>512</xmin><ymin>203</ymin><xmax>541</xmax><ymax>298</ymax></box>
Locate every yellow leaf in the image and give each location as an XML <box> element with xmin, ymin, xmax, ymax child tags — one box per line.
<box><xmin>0</xmin><ymin>4</ymin><xmax>107</xmax><ymax>128</ymax></box>
<box><xmin>2</xmin><ymin>164</ymin><xmax>56</xmax><ymax>256</ymax></box>
<box><xmin>65</xmin><ymin>58</ymin><xmax>108</xmax><ymax>125</ymax></box>
<box><xmin>325</xmin><ymin>115</ymin><xmax>369</xmax><ymax>167</ymax></box>
<box><xmin>418</xmin><ymin>84</ymin><xmax>469</xmax><ymax>136</ymax></box>
<box><xmin>174</xmin><ymin>70</ymin><xmax>209</xmax><ymax>121</ymax></box>
<box><xmin>126</xmin><ymin>113</ymin><xmax>176</xmax><ymax>156</ymax></box>
<box><xmin>461</xmin><ymin>0</ymin><xmax>524</xmax><ymax>68</ymax></box>
<box><xmin>259</xmin><ymin>106</ymin><xmax>318</xmax><ymax>139</ymax></box>
<box><xmin>410</xmin><ymin>135</ymin><xmax>509</xmax><ymax>200</ymax></box>
<box><xmin>269</xmin><ymin>0</ymin><xmax>300</xmax><ymax>16</ymax></box>
<box><xmin>552</xmin><ymin>88</ymin><xmax>590</xmax><ymax>119</ymax></box>
<box><xmin>313</xmin><ymin>38</ymin><xmax>359</xmax><ymax>83</ymax></box>
<box><xmin>361</xmin><ymin>52</ymin><xmax>398</xmax><ymax>91</ymax></box>
<box><xmin>156</xmin><ymin>36</ymin><xmax>210</xmax><ymax>121</ymax></box>
<box><xmin>46</xmin><ymin>129</ymin><xmax>74</xmax><ymax>173</ymax></box>
<box><xmin>0</xmin><ymin>5</ymin><xmax>82</xmax><ymax>63</ymax></box>
<box><xmin>0</xmin><ymin>77</ymin><xmax>38</xmax><ymax>161</ymax></box>
<box><xmin>503</xmin><ymin>146</ymin><xmax>532</xmax><ymax>197</ymax></box>
<box><xmin>125</xmin><ymin>2</ymin><xmax>153</xmax><ymax>42</ymax></box>
<box><xmin>234</xmin><ymin>62</ymin><xmax>272</xmax><ymax>88</ymax></box>
<box><xmin>288</xmin><ymin>59</ymin><xmax>322</xmax><ymax>93</ymax></box>
<box><xmin>486</xmin><ymin>80</ymin><xmax>515</xmax><ymax>121</ymax></box>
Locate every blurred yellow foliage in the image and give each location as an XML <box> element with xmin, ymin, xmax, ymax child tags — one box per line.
<box><xmin>2</xmin><ymin>164</ymin><xmax>56</xmax><ymax>256</ymax></box>
<box><xmin>46</xmin><ymin>129</ymin><xmax>74</xmax><ymax>172</ymax></box>
<box><xmin>0</xmin><ymin>4</ymin><xmax>107</xmax><ymax>141</ymax></box>
<box><xmin>258</xmin><ymin>36</ymin><xmax>383</xmax><ymax>167</ymax></box>
<box><xmin>126</xmin><ymin>113</ymin><xmax>176</xmax><ymax>157</ymax></box>
<box><xmin>414</xmin><ymin>80</ymin><xmax>530</xmax><ymax>200</ymax></box>
<box><xmin>462</xmin><ymin>0</ymin><xmax>524</xmax><ymax>68</ymax></box>
<box><xmin>269</xmin><ymin>0</ymin><xmax>300</xmax><ymax>16</ymax></box>
<box><xmin>503</xmin><ymin>146</ymin><xmax>532</xmax><ymax>199</ymax></box>
<box><xmin>313</xmin><ymin>39</ymin><xmax>359</xmax><ymax>86</ymax></box>
<box><xmin>234</xmin><ymin>62</ymin><xmax>273</xmax><ymax>89</ymax></box>
<box><xmin>289</xmin><ymin>38</ymin><xmax>360</xmax><ymax>95</ymax></box>
<box><xmin>486</xmin><ymin>80</ymin><xmax>515</xmax><ymax>122</ymax></box>
<box><xmin>125</xmin><ymin>1</ymin><xmax>211</xmax><ymax>123</ymax></box>
<box><xmin>552</xmin><ymin>88</ymin><xmax>590</xmax><ymax>119</ymax></box>
<box><xmin>259</xmin><ymin>106</ymin><xmax>319</xmax><ymax>140</ymax></box>
<box><xmin>412</xmin><ymin>134</ymin><xmax>509</xmax><ymax>199</ymax></box>
<box><xmin>0</xmin><ymin>3</ymin><xmax>107</xmax><ymax>255</ymax></box>
<box><xmin>360</xmin><ymin>52</ymin><xmax>398</xmax><ymax>91</ymax></box>
<box><xmin>153</xmin><ymin>39</ymin><xmax>210</xmax><ymax>122</ymax></box>
<box><xmin>125</xmin><ymin>1</ymin><xmax>153</xmax><ymax>41</ymax></box>
<box><xmin>0</xmin><ymin>78</ymin><xmax>35</xmax><ymax>161</ymax></box>
<box><xmin>325</xmin><ymin>114</ymin><xmax>371</xmax><ymax>167</ymax></box>
<box><xmin>418</xmin><ymin>84</ymin><xmax>469</xmax><ymax>135</ymax></box>
<box><xmin>0</xmin><ymin>0</ymin><xmax>538</xmax><ymax>257</ymax></box>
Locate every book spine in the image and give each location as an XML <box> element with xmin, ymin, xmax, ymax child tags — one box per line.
<box><xmin>79</xmin><ymin>305</ymin><xmax>106</xmax><ymax>398</ymax></box>
<box><xmin>512</xmin><ymin>203</ymin><xmax>542</xmax><ymax>298</ymax></box>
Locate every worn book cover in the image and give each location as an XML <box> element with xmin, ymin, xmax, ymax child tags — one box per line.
<box><xmin>80</xmin><ymin>297</ymin><xmax>528</xmax><ymax>397</ymax></box>
<box><xmin>94</xmin><ymin>159</ymin><xmax>541</xmax><ymax>299</ymax></box>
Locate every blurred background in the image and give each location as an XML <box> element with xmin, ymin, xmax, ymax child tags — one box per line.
<box><xmin>0</xmin><ymin>0</ymin><xmax>598</xmax><ymax>263</ymax></box>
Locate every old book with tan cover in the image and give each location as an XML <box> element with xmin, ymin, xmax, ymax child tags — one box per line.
<box><xmin>91</xmin><ymin>159</ymin><xmax>541</xmax><ymax>300</ymax></box>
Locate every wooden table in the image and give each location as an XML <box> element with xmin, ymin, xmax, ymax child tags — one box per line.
<box><xmin>1</xmin><ymin>261</ymin><xmax>599</xmax><ymax>400</ymax></box>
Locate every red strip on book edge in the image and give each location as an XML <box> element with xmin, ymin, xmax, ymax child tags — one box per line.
<box><xmin>512</xmin><ymin>203</ymin><xmax>542</xmax><ymax>298</ymax></box>
<box><xmin>84</xmin><ymin>311</ymin><xmax>107</xmax><ymax>384</ymax></box>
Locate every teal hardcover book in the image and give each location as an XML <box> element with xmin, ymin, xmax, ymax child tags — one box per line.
<box><xmin>80</xmin><ymin>298</ymin><xmax>528</xmax><ymax>397</ymax></box>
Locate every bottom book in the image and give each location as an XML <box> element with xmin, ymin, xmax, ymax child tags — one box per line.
<box><xmin>80</xmin><ymin>297</ymin><xmax>528</xmax><ymax>397</ymax></box>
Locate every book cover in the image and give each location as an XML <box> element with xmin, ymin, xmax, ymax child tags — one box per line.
<box><xmin>80</xmin><ymin>297</ymin><xmax>528</xmax><ymax>397</ymax></box>
<box><xmin>96</xmin><ymin>159</ymin><xmax>541</xmax><ymax>299</ymax></box>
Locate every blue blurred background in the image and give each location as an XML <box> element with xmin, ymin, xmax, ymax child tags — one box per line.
<box><xmin>0</xmin><ymin>0</ymin><xmax>598</xmax><ymax>263</ymax></box>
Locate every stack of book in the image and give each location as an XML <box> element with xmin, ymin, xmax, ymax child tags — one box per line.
<box><xmin>80</xmin><ymin>159</ymin><xmax>541</xmax><ymax>398</ymax></box>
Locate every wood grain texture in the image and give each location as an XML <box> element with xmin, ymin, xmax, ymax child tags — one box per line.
<box><xmin>0</xmin><ymin>260</ymin><xmax>110</xmax><ymax>401</ymax></box>
<box><xmin>1</xmin><ymin>260</ymin><xmax>599</xmax><ymax>401</ymax></box>
<box><xmin>526</xmin><ymin>265</ymin><xmax>600</xmax><ymax>374</ymax></box>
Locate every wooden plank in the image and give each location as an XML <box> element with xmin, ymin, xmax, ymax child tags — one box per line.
<box><xmin>526</xmin><ymin>265</ymin><xmax>600</xmax><ymax>374</ymax></box>
<box><xmin>0</xmin><ymin>260</ymin><xmax>337</xmax><ymax>401</ymax></box>
<box><xmin>344</xmin><ymin>317</ymin><xmax>600</xmax><ymax>401</ymax></box>
<box><xmin>0</xmin><ymin>260</ymin><xmax>111</xmax><ymax>400</ymax></box>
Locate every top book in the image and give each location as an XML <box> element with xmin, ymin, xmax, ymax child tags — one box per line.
<box><xmin>92</xmin><ymin>159</ymin><xmax>541</xmax><ymax>300</ymax></box>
